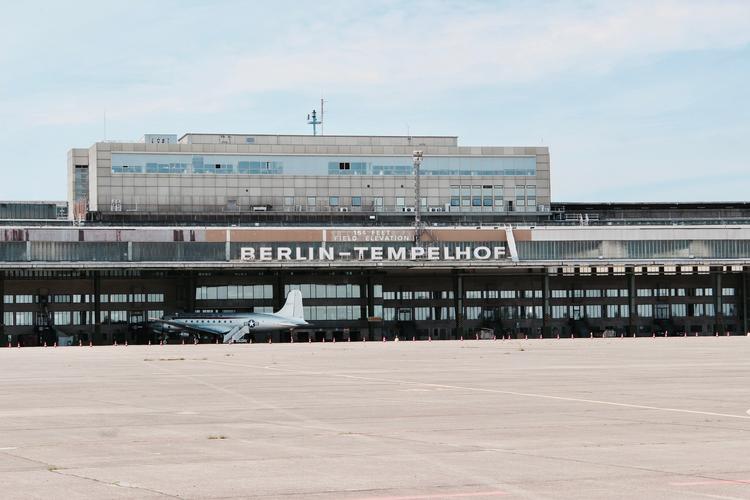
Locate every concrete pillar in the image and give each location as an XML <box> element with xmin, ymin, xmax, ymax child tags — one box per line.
<box><xmin>454</xmin><ymin>272</ymin><xmax>463</xmax><ymax>339</ymax></box>
<box><xmin>743</xmin><ymin>270</ymin><xmax>748</xmax><ymax>335</ymax></box>
<box><xmin>714</xmin><ymin>268</ymin><xmax>723</xmax><ymax>334</ymax></box>
<box><xmin>0</xmin><ymin>272</ymin><xmax>5</xmax><ymax>342</ymax></box>
<box><xmin>627</xmin><ymin>268</ymin><xmax>636</xmax><ymax>335</ymax></box>
<box><xmin>273</xmin><ymin>272</ymin><xmax>284</xmax><ymax>312</ymax></box>
<box><xmin>93</xmin><ymin>271</ymin><xmax>101</xmax><ymax>344</ymax></box>
<box><xmin>542</xmin><ymin>272</ymin><xmax>550</xmax><ymax>337</ymax></box>
<box><xmin>365</xmin><ymin>272</ymin><xmax>374</xmax><ymax>341</ymax></box>
<box><xmin>185</xmin><ymin>272</ymin><xmax>196</xmax><ymax>312</ymax></box>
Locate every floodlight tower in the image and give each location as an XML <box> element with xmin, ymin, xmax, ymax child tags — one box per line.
<box><xmin>413</xmin><ymin>150</ymin><xmax>424</xmax><ymax>246</ymax></box>
<box><xmin>307</xmin><ymin>109</ymin><xmax>321</xmax><ymax>136</ymax></box>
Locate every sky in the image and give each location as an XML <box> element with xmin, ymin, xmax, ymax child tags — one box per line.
<box><xmin>0</xmin><ymin>0</ymin><xmax>748</xmax><ymax>202</ymax></box>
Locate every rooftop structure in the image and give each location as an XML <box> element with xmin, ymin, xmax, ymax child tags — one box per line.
<box><xmin>67</xmin><ymin>133</ymin><xmax>550</xmax><ymax>224</ymax></box>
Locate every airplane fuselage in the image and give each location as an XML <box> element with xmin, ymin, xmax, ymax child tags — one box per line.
<box><xmin>167</xmin><ymin>313</ymin><xmax>306</xmax><ymax>334</ymax></box>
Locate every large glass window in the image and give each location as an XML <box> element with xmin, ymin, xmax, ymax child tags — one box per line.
<box><xmin>53</xmin><ymin>311</ymin><xmax>71</xmax><ymax>325</ymax></box>
<box><xmin>111</xmin><ymin>153</ymin><xmax>537</xmax><ymax>177</ymax></box>
<box><xmin>637</xmin><ymin>304</ymin><xmax>653</xmax><ymax>317</ymax></box>
<box><xmin>15</xmin><ymin>312</ymin><xmax>33</xmax><ymax>326</ymax></box>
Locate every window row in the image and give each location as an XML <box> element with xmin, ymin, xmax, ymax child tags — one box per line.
<box><xmin>111</xmin><ymin>153</ymin><xmax>537</xmax><ymax>177</ymax></box>
<box><xmin>466</xmin><ymin>290</ymin><xmax>542</xmax><ymax>299</ymax></box>
<box><xmin>285</xmin><ymin>284</ymin><xmax>361</xmax><ymax>299</ymax></box>
<box><xmin>382</xmin><ymin>307</ymin><xmax>456</xmax><ymax>321</ymax></box>
<box><xmin>303</xmin><ymin>305</ymin><xmax>362</xmax><ymax>321</ymax></box>
<box><xmin>195</xmin><ymin>285</ymin><xmax>273</xmax><ymax>300</ymax></box>
<box><xmin>551</xmin><ymin>289</ymin><xmax>629</xmax><ymax>298</ymax></box>
<box><xmin>382</xmin><ymin>290</ymin><xmax>454</xmax><ymax>300</ymax></box>
<box><xmin>3</xmin><ymin>293</ymin><xmax>164</xmax><ymax>304</ymax></box>
<box><xmin>464</xmin><ymin>306</ymin><xmax>544</xmax><ymax>320</ymax></box>
<box><xmin>2</xmin><ymin>310</ymin><xmax>164</xmax><ymax>326</ymax></box>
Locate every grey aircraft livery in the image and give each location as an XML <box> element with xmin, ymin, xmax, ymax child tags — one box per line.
<box><xmin>150</xmin><ymin>290</ymin><xmax>308</xmax><ymax>343</ymax></box>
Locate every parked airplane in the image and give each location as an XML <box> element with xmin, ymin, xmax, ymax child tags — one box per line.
<box><xmin>150</xmin><ymin>290</ymin><xmax>308</xmax><ymax>343</ymax></box>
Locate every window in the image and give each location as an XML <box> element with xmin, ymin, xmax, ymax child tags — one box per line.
<box><xmin>570</xmin><ymin>306</ymin><xmax>583</xmax><ymax>320</ymax></box>
<box><xmin>606</xmin><ymin>289</ymin><xmax>619</xmax><ymax>297</ymax></box>
<box><xmin>307</xmin><ymin>196</ymin><xmax>316</xmax><ymax>206</ymax></box>
<box><xmin>722</xmin><ymin>303</ymin><xmax>736</xmax><ymax>316</ymax></box>
<box><xmin>637</xmin><ymin>304</ymin><xmax>653</xmax><ymax>317</ymax></box>
<box><xmin>15</xmin><ymin>312</ymin><xmax>33</xmax><ymax>326</ymax></box>
<box><xmin>585</xmin><ymin>289</ymin><xmax>601</xmax><ymax>298</ymax></box>
<box><xmin>351</xmin><ymin>196</ymin><xmax>361</xmax><ymax>207</ymax></box>
<box><xmin>374</xmin><ymin>197</ymin><xmax>383</xmax><ymax>207</ymax></box>
<box><xmin>450</xmin><ymin>186</ymin><xmax>460</xmax><ymax>207</ymax></box>
<box><xmin>585</xmin><ymin>305</ymin><xmax>602</xmax><ymax>318</ymax></box>
<box><xmin>551</xmin><ymin>305</ymin><xmax>567</xmax><ymax>319</ymax></box>
<box><xmin>147</xmin><ymin>293</ymin><xmax>164</xmax><ymax>303</ymax></box>
<box><xmin>464</xmin><ymin>307</ymin><xmax>481</xmax><ymax>320</ymax></box>
<box><xmin>722</xmin><ymin>288</ymin><xmax>735</xmax><ymax>296</ymax></box>
<box><xmin>482</xmin><ymin>186</ymin><xmax>493</xmax><ymax>207</ymax></box>
<box><xmin>414</xmin><ymin>307</ymin><xmax>431</xmax><ymax>321</ymax></box>
<box><xmin>606</xmin><ymin>304</ymin><xmax>621</xmax><ymax>318</ymax></box>
<box><xmin>3</xmin><ymin>312</ymin><xmax>13</xmax><ymax>326</ymax></box>
<box><xmin>339</xmin><ymin>162</ymin><xmax>351</xmax><ymax>170</ymax></box>
<box><xmin>396</xmin><ymin>197</ymin><xmax>405</xmax><ymax>207</ymax></box>
<box><xmin>329</xmin><ymin>196</ymin><xmax>339</xmax><ymax>206</ymax></box>
<box><xmin>15</xmin><ymin>295</ymin><xmax>33</xmax><ymax>304</ymax></box>
<box><xmin>494</xmin><ymin>185</ymin><xmax>504</xmax><ymax>208</ymax></box>
<box><xmin>3</xmin><ymin>295</ymin><xmax>13</xmax><ymax>304</ymax></box>
<box><xmin>655</xmin><ymin>304</ymin><xmax>669</xmax><ymax>319</ymax></box>
<box><xmin>551</xmin><ymin>290</ymin><xmax>567</xmax><ymax>298</ymax></box>
<box><xmin>671</xmin><ymin>304</ymin><xmax>687</xmax><ymax>317</ymax></box>
<box><xmin>53</xmin><ymin>311</ymin><xmax>71</xmax><ymax>325</ymax></box>
<box><xmin>284</xmin><ymin>196</ymin><xmax>294</xmax><ymax>206</ymax></box>
<box><xmin>637</xmin><ymin>289</ymin><xmax>652</xmax><ymax>297</ymax></box>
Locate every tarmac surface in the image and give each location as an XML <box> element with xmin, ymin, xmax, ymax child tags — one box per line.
<box><xmin>1</xmin><ymin>337</ymin><xmax>750</xmax><ymax>500</ymax></box>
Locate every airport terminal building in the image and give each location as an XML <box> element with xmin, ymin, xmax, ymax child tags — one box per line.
<box><xmin>1</xmin><ymin>132</ymin><xmax>749</xmax><ymax>345</ymax></box>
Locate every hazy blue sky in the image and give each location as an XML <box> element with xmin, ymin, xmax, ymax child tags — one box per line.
<box><xmin>1</xmin><ymin>0</ymin><xmax>748</xmax><ymax>202</ymax></box>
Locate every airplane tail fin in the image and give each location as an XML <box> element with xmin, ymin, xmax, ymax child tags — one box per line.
<box><xmin>275</xmin><ymin>290</ymin><xmax>304</xmax><ymax>321</ymax></box>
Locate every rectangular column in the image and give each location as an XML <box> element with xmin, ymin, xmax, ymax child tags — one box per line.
<box><xmin>454</xmin><ymin>272</ymin><xmax>463</xmax><ymax>339</ymax></box>
<box><xmin>627</xmin><ymin>268</ymin><xmax>636</xmax><ymax>336</ymax></box>
<box><xmin>542</xmin><ymin>272</ymin><xmax>550</xmax><ymax>337</ymax></box>
<box><xmin>714</xmin><ymin>268</ymin><xmax>723</xmax><ymax>334</ymax></box>
<box><xmin>93</xmin><ymin>271</ymin><xmax>101</xmax><ymax>344</ymax></box>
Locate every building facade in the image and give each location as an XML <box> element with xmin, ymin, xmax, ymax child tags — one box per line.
<box><xmin>67</xmin><ymin>133</ymin><xmax>550</xmax><ymax>221</ymax></box>
<box><xmin>0</xmin><ymin>131</ymin><xmax>741</xmax><ymax>346</ymax></box>
<box><xmin>0</xmin><ymin>224</ymin><xmax>748</xmax><ymax>346</ymax></box>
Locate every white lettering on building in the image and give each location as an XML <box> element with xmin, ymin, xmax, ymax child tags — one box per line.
<box><xmin>238</xmin><ymin>245</ymin><xmax>507</xmax><ymax>262</ymax></box>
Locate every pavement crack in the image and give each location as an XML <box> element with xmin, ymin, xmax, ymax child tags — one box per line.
<box><xmin>51</xmin><ymin>469</ymin><xmax>183</xmax><ymax>499</ymax></box>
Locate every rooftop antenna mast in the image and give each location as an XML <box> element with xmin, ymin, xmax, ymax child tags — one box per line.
<box><xmin>307</xmin><ymin>108</ymin><xmax>322</xmax><ymax>136</ymax></box>
<box><xmin>413</xmin><ymin>150</ymin><xmax>424</xmax><ymax>246</ymax></box>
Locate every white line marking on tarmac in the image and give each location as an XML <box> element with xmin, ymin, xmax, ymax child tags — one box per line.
<box><xmin>201</xmin><ymin>360</ymin><xmax>750</xmax><ymax>421</ymax></box>
<box><xmin>0</xmin><ymin>447</ymin><xmax>17</xmax><ymax>450</ymax></box>
<box><xmin>341</xmin><ymin>375</ymin><xmax>750</xmax><ymax>421</ymax></box>
<box><xmin>354</xmin><ymin>491</ymin><xmax>508</xmax><ymax>500</ymax></box>
<box><xmin>671</xmin><ymin>480</ymin><xmax>750</xmax><ymax>486</ymax></box>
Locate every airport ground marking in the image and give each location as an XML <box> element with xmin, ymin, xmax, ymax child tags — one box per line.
<box><xmin>200</xmin><ymin>359</ymin><xmax>750</xmax><ymax>422</ymax></box>
<box><xmin>670</xmin><ymin>479</ymin><xmax>750</xmax><ymax>486</ymax></box>
<box><xmin>354</xmin><ymin>491</ymin><xmax>508</xmax><ymax>500</ymax></box>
